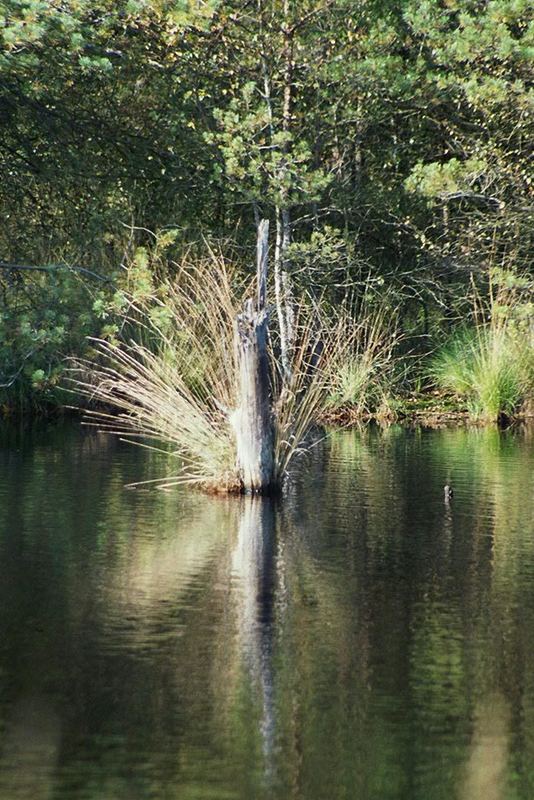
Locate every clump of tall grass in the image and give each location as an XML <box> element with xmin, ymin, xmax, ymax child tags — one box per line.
<box><xmin>70</xmin><ymin>251</ymin><xmax>358</xmax><ymax>491</ymax></box>
<box><xmin>430</xmin><ymin>328</ymin><xmax>523</xmax><ymax>421</ymax></box>
<box><xmin>430</xmin><ymin>272</ymin><xmax>534</xmax><ymax>422</ymax></box>
<box><xmin>71</xmin><ymin>257</ymin><xmax>243</xmax><ymax>491</ymax></box>
<box><xmin>325</xmin><ymin>298</ymin><xmax>402</xmax><ymax>419</ymax></box>
<box><xmin>271</xmin><ymin>302</ymin><xmax>359</xmax><ymax>478</ymax></box>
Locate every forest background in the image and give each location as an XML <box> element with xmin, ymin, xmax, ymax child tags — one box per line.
<box><xmin>0</xmin><ymin>0</ymin><xmax>532</xmax><ymax>421</ymax></box>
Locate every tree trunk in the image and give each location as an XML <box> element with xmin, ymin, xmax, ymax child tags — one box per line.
<box><xmin>259</xmin><ymin>0</ymin><xmax>295</xmax><ymax>385</ymax></box>
<box><xmin>277</xmin><ymin>3</ymin><xmax>296</xmax><ymax>382</ymax></box>
<box><xmin>233</xmin><ymin>220</ymin><xmax>275</xmax><ymax>493</ymax></box>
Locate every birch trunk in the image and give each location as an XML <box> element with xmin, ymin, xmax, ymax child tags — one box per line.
<box><xmin>276</xmin><ymin>2</ymin><xmax>296</xmax><ymax>383</ymax></box>
<box><xmin>259</xmin><ymin>0</ymin><xmax>295</xmax><ymax>384</ymax></box>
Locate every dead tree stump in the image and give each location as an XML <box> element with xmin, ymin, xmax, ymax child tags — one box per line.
<box><xmin>232</xmin><ymin>220</ymin><xmax>275</xmax><ymax>493</ymax></box>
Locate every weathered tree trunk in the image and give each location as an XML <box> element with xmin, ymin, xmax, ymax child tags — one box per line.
<box><xmin>233</xmin><ymin>220</ymin><xmax>275</xmax><ymax>493</ymax></box>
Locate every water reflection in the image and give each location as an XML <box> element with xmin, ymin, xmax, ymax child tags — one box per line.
<box><xmin>0</xmin><ymin>694</ymin><xmax>60</xmax><ymax>800</ymax></box>
<box><xmin>0</xmin><ymin>421</ymin><xmax>533</xmax><ymax>799</ymax></box>
<box><xmin>460</xmin><ymin>692</ymin><xmax>511</xmax><ymax>800</ymax></box>
<box><xmin>231</xmin><ymin>498</ymin><xmax>277</xmax><ymax>780</ymax></box>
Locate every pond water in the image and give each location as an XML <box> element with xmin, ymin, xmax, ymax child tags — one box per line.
<box><xmin>0</xmin><ymin>420</ymin><xmax>533</xmax><ymax>800</ymax></box>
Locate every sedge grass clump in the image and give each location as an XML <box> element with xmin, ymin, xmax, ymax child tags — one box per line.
<box><xmin>430</xmin><ymin>327</ymin><xmax>523</xmax><ymax>421</ymax></box>
<box><xmin>71</xmin><ymin>256</ymin><xmax>244</xmax><ymax>491</ymax></box>
<box><xmin>272</xmin><ymin>302</ymin><xmax>358</xmax><ymax>479</ymax></box>
<box><xmin>71</xmin><ymin>249</ymin><xmax>358</xmax><ymax>491</ymax></box>
<box><xmin>326</xmin><ymin>298</ymin><xmax>401</xmax><ymax>419</ymax></box>
<box><xmin>430</xmin><ymin>271</ymin><xmax>534</xmax><ymax>422</ymax></box>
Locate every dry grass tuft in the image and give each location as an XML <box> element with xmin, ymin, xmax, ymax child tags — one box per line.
<box><xmin>324</xmin><ymin>297</ymin><xmax>402</xmax><ymax>419</ymax></box>
<box><xmin>70</xmin><ymin>252</ymin><xmax>377</xmax><ymax>490</ymax></box>
<box><xmin>272</xmin><ymin>302</ymin><xmax>360</xmax><ymax>479</ymax></box>
<box><xmin>71</xmin><ymin>256</ymin><xmax>244</xmax><ymax>491</ymax></box>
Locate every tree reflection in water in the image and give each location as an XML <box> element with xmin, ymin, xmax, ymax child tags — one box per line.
<box><xmin>231</xmin><ymin>498</ymin><xmax>278</xmax><ymax>784</ymax></box>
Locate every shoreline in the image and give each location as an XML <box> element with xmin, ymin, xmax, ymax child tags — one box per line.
<box><xmin>3</xmin><ymin>400</ymin><xmax>534</xmax><ymax>431</ymax></box>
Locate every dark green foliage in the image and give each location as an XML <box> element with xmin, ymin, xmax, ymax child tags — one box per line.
<box><xmin>0</xmin><ymin>0</ymin><xmax>532</xmax><ymax>414</ymax></box>
<box><xmin>0</xmin><ymin>267</ymin><xmax>113</xmax><ymax>411</ymax></box>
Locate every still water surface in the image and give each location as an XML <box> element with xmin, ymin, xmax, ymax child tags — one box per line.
<box><xmin>0</xmin><ymin>421</ymin><xmax>533</xmax><ymax>800</ymax></box>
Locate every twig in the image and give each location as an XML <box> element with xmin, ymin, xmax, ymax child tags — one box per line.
<box><xmin>0</xmin><ymin>262</ymin><xmax>113</xmax><ymax>283</ymax></box>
